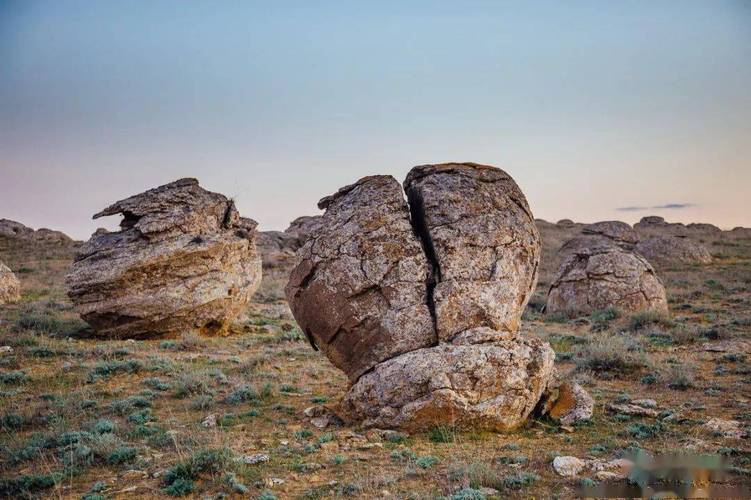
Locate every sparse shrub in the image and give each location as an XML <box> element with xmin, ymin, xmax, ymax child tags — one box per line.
<box><xmin>1</xmin><ymin>412</ymin><xmax>28</xmax><ymax>430</ymax></box>
<box><xmin>162</xmin><ymin>448</ymin><xmax>232</xmax><ymax>497</ymax></box>
<box><xmin>14</xmin><ymin>309</ymin><xmax>88</xmax><ymax>337</ymax></box>
<box><xmin>127</xmin><ymin>409</ymin><xmax>153</xmax><ymax>425</ymax></box>
<box><xmin>225</xmin><ymin>385</ymin><xmax>258</xmax><ymax>405</ymax></box>
<box><xmin>590</xmin><ymin>307</ymin><xmax>621</xmax><ymax>332</ymax></box>
<box><xmin>627</xmin><ymin>310</ymin><xmax>671</xmax><ymax>332</ymax></box>
<box><xmin>721</xmin><ymin>353</ymin><xmax>747</xmax><ymax>363</ymax></box>
<box><xmin>627</xmin><ymin>422</ymin><xmax>662</xmax><ymax>439</ymax></box>
<box><xmin>172</xmin><ymin>373</ymin><xmax>212</xmax><ymax>398</ymax></box>
<box><xmin>664</xmin><ymin>365</ymin><xmax>695</xmax><ymax>390</ymax></box>
<box><xmin>258</xmin><ymin>492</ymin><xmax>277</xmax><ymax>500</ymax></box>
<box><xmin>279</xmin><ymin>384</ymin><xmax>301</xmax><ymax>393</ymax></box>
<box><xmin>294</xmin><ymin>429</ymin><xmax>313</xmax><ymax>440</ymax></box>
<box><xmin>452</xmin><ymin>488</ymin><xmax>486</xmax><ymax>500</ymax></box>
<box><xmin>223</xmin><ymin>472</ymin><xmax>248</xmax><ymax>494</ymax></box>
<box><xmin>501</xmin><ymin>472</ymin><xmax>540</xmax><ymax>490</ymax></box>
<box><xmin>0</xmin><ymin>472</ymin><xmax>63</xmax><ymax>497</ymax></box>
<box><xmin>28</xmin><ymin>346</ymin><xmax>56</xmax><ymax>357</ymax></box>
<box><xmin>641</xmin><ymin>373</ymin><xmax>657</xmax><ymax>385</ymax></box>
<box><xmin>429</xmin><ymin>425</ymin><xmax>456</xmax><ymax>443</ymax></box>
<box><xmin>0</xmin><ymin>370</ymin><xmax>28</xmax><ymax>384</ymax></box>
<box><xmin>142</xmin><ymin>377</ymin><xmax>170</xmax><ymax>391</ymax></box>
<box><xmin>575</xmin><ymin>334</ymin><xmax>649</xmax><ymax>374</ymax></box>
<box><xmin>87</xmin><ymin>359</ymin><xmax>143</xmax><ymax>382</ymax></box>
<box><xmin>416</xmin><ymin>455</ymin><xmax>439</xmax><ymax>469</ymax></box>
<box><xmin>93</xmin><ymin>419</ymin><xmax>115</xmax><ymax>434</ymax></box>
<box><xmin>109</xmin><ymin>396</ymin><xmax>151</xmax><ymax>415</ymax></box>
<box><xmin>106</xmin><ymin>446</ymin><xmax>137</xmax><ymax>465</ymax></box>
<box><xmin>189</xmin><ymin>394</ymin><xmax>214</xmax><ymax>410</ymax></box>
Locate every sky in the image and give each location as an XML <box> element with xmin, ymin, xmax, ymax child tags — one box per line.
<box><xmin>1</xmin><ymin>0</ymin><xmax>750</xmax><ymax>240</ymax></box>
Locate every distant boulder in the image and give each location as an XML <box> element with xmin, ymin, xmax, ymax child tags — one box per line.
<box><xmin>0</xmin><ymin>262</ymin><xmax>21</xmax><ymax>304</ymax></box>
<box><xmin>581</xmin><ymin>220</ymin><xmax>639</xmax><ymax>249</ymax></box>
<box><xmin>285</xmin><ymin>215</ymin><xmax>322</xmax><ymax>243</ymax></box>
<box><xmin>547</xmin><ymin>237</ymin><xmax>668</xmax><ymax>316</ymax></box>
<box><xmin>556</xmin><ymin>219</ymin><xmax>576</xmax><ymax>227</ymax></box>
<box><xmin>66</xmin><ymin>178</ymin><xmax>262</xmax><ymax>338</ymax></box>
<box><xmin>635</xmin><ymin>236</ymin><xmax>712</xmax><ymax>266</ymax></box>
<box><xmin>0</xmin><ymin>219</ymin><xmax>72</xmax><ymax>244</ymax></box>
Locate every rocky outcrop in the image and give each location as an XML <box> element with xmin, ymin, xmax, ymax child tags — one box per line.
<box><xmin>0</xmin><ymin>262</ymin><xmax>21</xmax><ymax>304</ymax></box>
<box><xmin>66</xmin><ymin>178</ymin><xmax>261</xmax><ymax>338</ymax></box>
<box><xmin>287</xmin><ymin>163</ymin><xmax>576</xmax><ymax>431</ymax></box>
<box><xmin>0</xmin><ymin>219</ymin><xmax>73</xmax><ymax>244</ymax></box>
<box><xmin>636</xmin><ymin>235</ymin><xmax>712</xmax><ymax>267</ymax></box>
<box><xmin>546</xmin><ymin>237</ymin><xmax>668</xmax><ymax>316</ymax></box>
<box><xmin>285</xmin><ymin>216</ymin><xmax>322</xmax><ymax>243</ymax></box>
<box><xmin>581</xmin><ymin>221</ymin><xmax>639</xmax><ymax>249</ymax></box>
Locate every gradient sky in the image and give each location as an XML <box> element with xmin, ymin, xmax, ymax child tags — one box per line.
<box><xmin>1</xmin><ymin>0</ymin><xmax>750</xmax><ymax>239</ymax></box>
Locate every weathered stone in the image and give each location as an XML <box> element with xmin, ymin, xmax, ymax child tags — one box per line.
<box><xmin>340</xmin><ymin>336</ymin><xmax>555</xmax><ymax>431</ymax></box>
<box><xmin>553</xmin><ymin>456</ymin><xmax>586</xmax><ymax>477</ymax></box>
<box><xmin>704</xmin><ymin>418</ymin><xmax>746</xmax><ymax>439</ymax></box>
<box><xmin>66</xmin><ymin>178</ymin><xmax>261</xmax><ymax>338</ymax></box>
<box><xmin>285</xmin><ymin>215</ymin><xmax>323</xmax><ymax>243</ymax></box>
<box><xmin>546</xmin><ymin>237</ymin><xmax>668</xmax><ymax>316</ymax></box>
<box><xmin>581</xmin><ymin>221</ymin><xmax>639</xmax><ymax>249</ymax></box>
<box><xmin>635</xmin><ymin>236</ymin><xmax>712</xmax><ymax>266</ymax></box>
<box><xmin>403</xmin><ymin>163</ymin><xmax>541</xmax><ymax>341</ymax></box>
<box><xmin>0</xmin><ymin>262</ymin><xmax>21</xmax><ymax>304</ymax></box>
<box><xmin>286</xmin><ymin>175</ymin><xmax>435</xmax><ymax>381</ymax></box>
<box><xmin>606</xmin><ymin>403</ymin><xmax>660</xmax><ymax>418</ymax></box>
<box><xmin>539</xmin><ymin>378</ymin><xmax>594</xmax><ymax>425</ymax></box>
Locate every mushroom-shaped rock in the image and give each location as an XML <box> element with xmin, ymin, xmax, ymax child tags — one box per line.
<box><xmin>0</xmin><ymin>262</ymin><xmax>21</xmax><ymax>304</ymax></box>
<box><xmin>285</xmin><ymin>175</ymin><xmax>435</xmax><ymax>381</ymax></box>
<box><xmin>287</xmin><ymin>164</ymin><xmax>569</xmax><ymax>431</ymax></box>
<box><xmin>546</xmin><ymin>237</ymin><xmax>668</xmax><ymax>316</ymax></box>
<box><xmin>635</xmin><ymin>236</ymin><xmax>712</xmax><ymax>267</ymax></box>
<box><xmin>581</xmin><ymin>221</ymin><xmax>639</xmax><ymax>248</ymax></box>
<box><xmin>66</xmin><ymin>178</ymin><xmax>261</xmax><ymax>338</ymax></box>
<box><xmin>403</xmin><ymin>163</ymin><xmax>541</xmax><ymax>341</ymax></box>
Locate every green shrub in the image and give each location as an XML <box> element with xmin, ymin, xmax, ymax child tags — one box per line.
<box><xmin>416</xmin><ymin>455</ymin><xmax>439</xmax><ymax>469</ymax></box>
<box><xmin>106</xmin><ymin>446</ymin><xmax>137</xmax><ymax>465</ymax></box>
<box><xmin>14</xmin><ymin>310</ymin><xmax>87</xmax><ymax>337</ymax></box>
<box><xmin>162</xmin><ymin>448</ymin><xmax>232</xmax><ymax>497</ymax></box>
<box><xmin>87</xmin><ymin>360</ymin><xmax>143</xmax><ymax>382</ymax></box>
<box><xmin>575</xmin><ymin>334</ymin><xmax>649</xmax><ymax>374</ymax></box>
<box><xmin>627</xmin><ymin>310</ymin><xmax>671</xmax><ymax>332</ymax></box>
<box><xmin>225</xmin><ymin>385</ymin><xmax>258</xmax><ymax>405</ymax></box>
<box><xmin>92</xmin><ymin>419</ymin><xmax>115</xmax><ymax>434</ymax></box>
<box><xmin>429</xmin><ymin>425</ymin><xmax>455</xmax><ymax>443</ymax></box>
<box><xmin>590</xmin><ymin>307</ymin><xmax>621</xmax><ymax>332</ymax></box>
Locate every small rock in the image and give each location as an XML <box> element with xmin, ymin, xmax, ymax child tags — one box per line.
<box><xmin>595</xmin><ymin>471</ymin><xmax>623</xmax><ymax>481</ymax></box>
<box><xmin>704</xmin><ymin>418</ymin><xmax>746</xmax><ymax>439</ymax></box>
<box><xmin>311</xmin><ymin>416</ymin><xmax>330</xmax><ymax>429</ymax></box>
<box><xmin>630</xmin><ymin>399</ymin><xmax>657</xmax><ymax>408</ymax></box>
<box><xmin>606</xmin><ymin>403</ymin><xmax>660</xmax><ymax>418</ymax></box>
<box><xmin>201</xmin><ymin>414</ymin><xmax>217</xmax><ymax>428</ymax></box>
<box><xmin>236</xmin><ymin>453</ymin><xmax>269</xmax><ymax>465</ymax></box>
<box><xmin>0</xmin><ymin>346</ymin><xmax>13</xmax><ymax>354</ymax></box>
<box><xmin>265</xmin><ymin>477</ymin><xmax>285</xmax><ymax>487</ymax></box>
<box><xmin>553</xmin><ymin>456</ymin><xmax>586</xmax><ymax>477</ymax></box>
<box><xmin>479</xmin><ymin>486</ymin><xmax>501</xmax><ymax>496</ymax></box>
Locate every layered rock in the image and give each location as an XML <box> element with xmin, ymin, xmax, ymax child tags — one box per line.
<box><xmin>66</xmin><ymin>178</ymin><xmax>261</xmax><ymax>338</ymax></box>
<box><xmin>546</xmin><ymin>237</ymin><xmax>668</xmax><ymax>315</ymax></box>
<box><xmin>0</xmin><ymin>262</ymin><xmax>21</xmax><ymax>304</ymax></box>
<box><xmin>636</xmin><ymin>235</ymin><xmax>712</xmax><ymax>267</ymax></box>
<box><xmin>287</xmin><ymin>163</ymin><xmax>572</xmax><ymax>431</ymax></box>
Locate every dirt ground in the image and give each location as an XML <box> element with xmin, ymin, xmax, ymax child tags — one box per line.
<box><xmin>1</xmin><ymin>224</ymin><xmax>749</xmax><ymax>499</ymax></box>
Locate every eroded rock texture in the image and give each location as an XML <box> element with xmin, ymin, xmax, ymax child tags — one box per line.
<box><xmin>287</xmin><ymin>163</ymin><xmax>571</xmax><ymax>431</ymax></box>
<box><xmin>285</xmin><ymin>176</ymin><xmax>435</xmax><ymax>381</ymax></box>
<box><xmin>403</xmin><ymin>163</ymin><xmax>541</xmax><ymax>342</ymax></box>
<box><xmin>341</xmin><ymin>335</ymin><xmax>555</xmax><ymax>431</ymax></box>
<box><xmin>546</xmin><ymin>237</ymin><xmax>668</xmax><ymax>315</ymax></box>
<box><xmin>66</xmin><ymin>178</ymin><xmax>261</xmax><ymax>338</ymax></box>
<box><xmin>0</xmin><ymin>262</ymin><xmax>21</xmax><ymax>304</ymax></box>
<box><xmin>636</xmin><ymin>235</ymin><xmax>712</xmax><ymax>267</ymax></box>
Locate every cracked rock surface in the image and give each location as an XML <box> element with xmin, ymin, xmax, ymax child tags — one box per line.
<box><xmin>66</xmin><ymin>178</ymin><xmax>262</xmax><ymax>338</ymax></box>
<box><xmin>0</xmin><ymin>262</ymin><xmax>21</xmax><ymax>304</ymax></box>
<box><xmin>581</xmin><ymin>221</ymin><xmax>639</xmax><ymax>249</ymax></box>
<box><xmin>546</xmin><ymin>237</ymin><xmax>668</xmax><ymax>315</ymax></box>
<box><xmin>287</xmin><ymin>163</ymin><xmax>567</xmax><ymax>430</ymax></box>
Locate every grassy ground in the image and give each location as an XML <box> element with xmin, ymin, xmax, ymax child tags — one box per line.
<box><xmin>1</xmin><ymin>231</ymin><xmax>750</xmax><ymax>499</ymax></box>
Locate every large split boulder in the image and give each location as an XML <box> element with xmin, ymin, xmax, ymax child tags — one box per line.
<box><xmin>546</xmin><ymin>237</ymin><xmax>668</xmax><ymax>316</ymax></box>
<box><xmin>0</xmin><ymin>262</ymin><xmax>21</xmax><ymax>304</ymax></box>
<box><xmin>66</xmin><ymin>178</ymin><xmax>262</xmax><ymax>338</ymax></box>
<box><xmin>287</xmin><ymin>163</ymin><xmax>570</xmax><ymax>431</ymax></box>
<box><xmin>635</xmin><ymin>235</ymin><xmax>712</xmax><ymax>267</ymax></box>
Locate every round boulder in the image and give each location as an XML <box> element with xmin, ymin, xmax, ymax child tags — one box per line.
<box><xmin>0</xmin><ymin>262</ymin><xmax>21</xmax><ymax>304</ymax></box>
<box><xmin>635</xmin><ymin>236</ymin><xmax>712</xmax><ymax>266</ymax></box>
<box><xmin>546</xmin><ymin>237</ymin><xmax>668</xmax><ymax>316</ymax></box>
<box><xmin>581</xmin><ymin>221</ymin><xmax>639</xmax><ymax>248</ymax></box>
<box><xmin>66</xmin><ymin>178</ymin><xmax>262</xmax><ymax>338</ymax></box>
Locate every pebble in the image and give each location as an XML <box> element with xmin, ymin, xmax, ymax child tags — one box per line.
<box><xmin>236</xmin><ymin>453</ymin><xmax>269</xmax><ymax>465</ymax></box>
<box><xmin>0</xmin><ymin>346</ymin><xmax>12</xmax><ymax>354</ymax></box>
<box><xmin>201</xmin><ymin>414</ymin><xmax>217</xmax><ymax>428</ymax></box>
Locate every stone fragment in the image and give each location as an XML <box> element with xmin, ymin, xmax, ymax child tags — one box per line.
<box><xmin>546</xmin><ymin>237</ymin><xmax>668</xmax><ymax>316</ymax></box>
<box><xmin>66</xmin><ymin>178</ymin><xmax>261</xmax><ymax>338</ymax></box>
<box><xmin>553</xmin><ymin>456</ymin><xmax>586</xmax><ymax>477</ymax></box>
<box><xmin>704</xmin><ymin>418</ymin><xmax>746</xmax><ymax>439</ymax></box>
<box><xmin>606</xmin><ymin>403</ymin><xmax>660</xmax><ymax>417</ymax></box>
<box><xmin>539</xmin><ymin>379</ymin><xmax>594</xmax><ymax>425</ymax></box>
<box><xmin>0</xmin><ymin>262</ymin><xmax>21</xmax><ymax>304</ymax></box>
